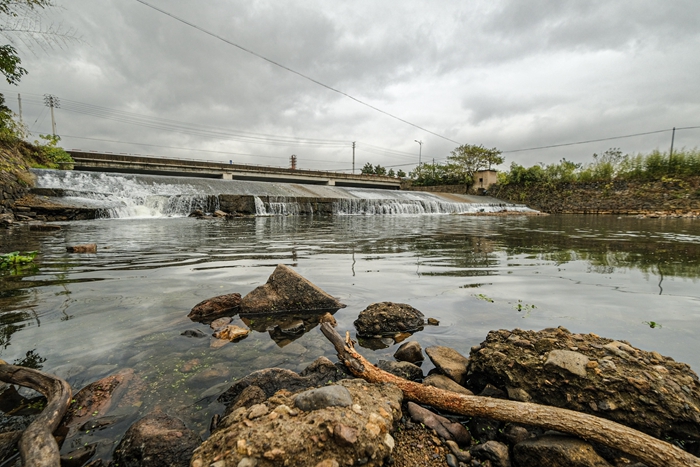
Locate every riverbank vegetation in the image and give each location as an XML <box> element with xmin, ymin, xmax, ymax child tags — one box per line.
<box><xmin>501</xmin><ymin>148</ymin><xmax>700</xmax><ymax>187</ymax></box>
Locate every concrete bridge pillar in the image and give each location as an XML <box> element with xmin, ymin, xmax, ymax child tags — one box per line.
<box><xmin>221</xmin><ymin>173</ymin><xmax>233</xmax><ymax>180</ymax></box>
<box><xmin>327</xmin><ymin>179</ymin><xmax>336</xmax><ymax>186</ymax></box>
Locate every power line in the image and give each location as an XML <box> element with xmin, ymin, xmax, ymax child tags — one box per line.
<box><xmin>501</xmin><ymin>128</ymin><xmax>697</xmax><ymax>154</ymax></box>
<box><xmin>134</xmin><ymin>0</ymin><xmax>461</xmax><ymax>145</ymax></box>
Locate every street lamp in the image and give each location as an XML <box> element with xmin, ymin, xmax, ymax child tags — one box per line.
<box><xmin>414</xmin><ymin>140</ymin><xmax>422</xmax><ymax>166</ymax></box>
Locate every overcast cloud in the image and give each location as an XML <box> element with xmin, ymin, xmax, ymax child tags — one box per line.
<box><xmin>3</xmin><ymin>0</ymin><xmax>700</xmax><ymax>172</ymax></box>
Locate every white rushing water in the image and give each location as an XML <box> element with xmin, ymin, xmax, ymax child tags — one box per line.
<box><xmin>33</xmin><ymin>169</ymin><xmax>535</xmax><ymax>218</ymax></box>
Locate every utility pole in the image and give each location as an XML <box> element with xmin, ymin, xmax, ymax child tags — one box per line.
<box><xmin>352</xmin><ymin>141</ymin><xmax>356</xmax><ymax>174</ymax></box>
<box><xmin>414</xmin><ymin>140</ymin><xmax>423</xmax><ymax>166</ymax></box>
<box><xmin>43</xmin><ymin>94</ymin><xmax>60</xmax><ymax>136</ymax></box>
<box><xmin>669</xmin><ymin>127</ymin><xmax>676</xmax><ymax>172</ymax></box>
<box><xmin>17</xmin><ymin>94</ymin><xmax>22</xmax><ymax>124</ymax></box>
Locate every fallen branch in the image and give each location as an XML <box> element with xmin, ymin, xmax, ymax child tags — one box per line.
<box><xmin>320</xmin><ymin>323</ymin><xmax>700</xmax><ymax>467</ymax></box>
<box><xmin>0</xmin><ymin>361</ymin><xmax>72</xmax><ymax>467</ymax></box>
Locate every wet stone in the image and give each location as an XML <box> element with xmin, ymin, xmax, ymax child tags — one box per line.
<box><xmin>545</xmin><ymin>350</ymin><xmax>590</xmax><ymax>378</ymax></box>
<box><xmin>294</xmin><ymin>385</ymin><xmax>353</xmax><ymax>411</ymax></box>
<box><xmin>377</xmin><ymin>360</ymin><xmax>423</xmax><ymax>380</ymax></box>
<box><xmin>394</xmin><ymin>341</ymin><xmax>424</xmax><ymax>363</ymax></box>
<box><xmin>425</xmin><ymin>346</ymin><xmax>470</xmax><ymax>385</ymax></box>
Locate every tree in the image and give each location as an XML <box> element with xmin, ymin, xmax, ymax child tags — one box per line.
<box><xmin>447</xmin><ymin>144</ymin><xmax>504</xmax><ymax>186</ymax></box>
<box><xmin>0</xmin><ymin>0</ymin><xmax>78</xmax><ymax>85</ymax></box>
<box><xmin>361</xmin><ymin>162</ymin><xmax>374</xmax><ymax>174</ymax></box>
<box><xmin>387</xmin><ymin>168</ymin><xmax>395</xmax><ymax>177</ymax></box>
<box><xmin>396</xmin><ymin>169</ymin><xmax>406</xmax><ymax>178</ymax></box>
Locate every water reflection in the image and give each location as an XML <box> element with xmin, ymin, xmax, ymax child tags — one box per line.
<box><xmin>1</xmin><ymin>214</ymin><xmax>699</xmax><ymax>460</ymax></box>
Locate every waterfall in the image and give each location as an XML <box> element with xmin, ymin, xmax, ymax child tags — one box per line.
<box><xmin>31</xmin><ymin>169</ymin><xmax>536</xmax><ymax>218</ymax></box>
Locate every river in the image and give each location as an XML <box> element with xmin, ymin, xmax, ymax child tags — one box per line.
<box><xmin>1</xmin><ymin>212</ymin><xmax>699</xmax><ymax>458</ymax></box>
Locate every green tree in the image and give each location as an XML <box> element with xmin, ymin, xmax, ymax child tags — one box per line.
<box><xmin>396</xmin><ymin>169</ymin><xmax>406</xmax><ymax>178</ymax></box>
<box><xmin>374</xmin><ymin>164</ymin><xmax>387</xmax><ymax>176</ymax></box>
<box><xmin>0</xmin><ymin>0</ymin><xmax>76</xmax><ymax>84</ymax></box>
<box><xmin>387</xmin><ymin>168</ymin><xmax>395</xmax><ymax>177</ymax></box>
<box><xmin>447</xmin><ymin>144</ymin><xmax>504</xmax><ymax>186</ymax></box>
<box><xmin>361</xmin><ymin>162</ymin><xmax>374</xmax><ymax>174</ymax></box>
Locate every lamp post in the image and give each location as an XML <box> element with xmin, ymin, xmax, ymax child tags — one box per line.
<box><xmin>414</xmin><ymin>140</ymin><xmax>422</xmax><ymax>166</ymax></box>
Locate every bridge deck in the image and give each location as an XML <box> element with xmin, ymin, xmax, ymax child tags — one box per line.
<box><xmin>68</xmin><ymin>151</ymin><xmax>402</xmax><ymax>189</ymax></box>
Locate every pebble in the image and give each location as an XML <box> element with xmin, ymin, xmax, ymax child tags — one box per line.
<box><xmin>180</xmin><ymin>329</ymin><xmax>205</xmax><ymax>338</ymax></box>
<box><xmin>446</xmin><ymin>453</ymin><xmax>458</xmax><ymax>467</ymax></box>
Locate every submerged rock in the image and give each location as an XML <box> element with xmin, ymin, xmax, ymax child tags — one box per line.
<box><xmin>466</xmin><ymin>327</ymin><xmax>700</xmax><ymax>442</ymax></box>
<box><xmin>212</xmin><ymin>324</ymin><xmax>250</xmax><ymax>342</ymax></box>
<box><xmin>240</xmin><ymin>264</ymin><xmax>346</xmax><ymax>314</ymax></box>
<box><xmin>66</xmin><ymin>243</ymin><xmax>97</xmax><ymax>253</ymax></box>
<box><xmin>353</xmin><ymin>302</ymin><xmax>425</xmax><ymax>337</ymax></box>
<box><xmin>112</xmin><ymin>411</ymin><xmax>201</xmax><ymax>467</ymax></box>
<box><xmin>188</xmin><ymin>293</ymin><xmax>241</xmax><ymax>323</ymax></box>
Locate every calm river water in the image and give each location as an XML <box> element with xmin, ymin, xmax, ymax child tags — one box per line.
<box><xmin>1</xmin><ymin>214</ymin><xmax>699</xmax><ymax>455</ymax></box>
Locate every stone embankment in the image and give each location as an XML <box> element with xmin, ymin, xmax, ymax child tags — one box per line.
<box><xmin>494</xmin><ymin>177</ymin><xmax>700</xmax><ymax>217</ymax></box>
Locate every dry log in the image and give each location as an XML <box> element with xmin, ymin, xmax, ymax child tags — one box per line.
<box><xmin>0</xmin><ymin>360</ymin><xmax>72</xmax><ymax>467</ymax></box>
<box><xmin>320</xmin><ymin>323</ymin><xmax>700</xmax><ymax>467</ymax></box>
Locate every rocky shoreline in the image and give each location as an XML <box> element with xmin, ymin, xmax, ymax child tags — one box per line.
<box><xmin>2</xmin><ymin>265</ymin><xmax>700</xmax><ymax>467</ymax></box>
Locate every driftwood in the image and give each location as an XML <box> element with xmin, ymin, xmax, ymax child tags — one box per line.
<box><xmin>320</xmin><ymin>323</ymin><xmax>700</xmax><ymax>467</ymax></box>
<box><xmin>0</xmin><ymin>360</ymin><xmax>72</xmax><ymax>467</ymax></box>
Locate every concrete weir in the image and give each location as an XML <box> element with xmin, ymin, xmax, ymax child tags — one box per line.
<box><xmin>25</xmin><ymin>169</ymin><xmax>535</xmax><ymax>219</ymax></box>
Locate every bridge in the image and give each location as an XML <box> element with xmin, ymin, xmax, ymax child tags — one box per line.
<box><xmin>67</xmin><ymin>151</ymin><xmax>402</xmax><ymax>189</ymax></box>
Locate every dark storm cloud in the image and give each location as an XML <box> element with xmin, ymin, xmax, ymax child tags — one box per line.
<box><xmin>5</xmin><ymin>0</ymin><xmax>700</xmax><ymax>170</ymax></box>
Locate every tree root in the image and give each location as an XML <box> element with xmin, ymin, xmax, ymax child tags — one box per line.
<box><xmin>0</xmin><ymin>361</ymin><xmax>72</xmax><ymax>467</ymax></box>
<box><xmin>320</xmin><ymin>323</ymin><xmax>700</xmax><ymax>467</ymax></box>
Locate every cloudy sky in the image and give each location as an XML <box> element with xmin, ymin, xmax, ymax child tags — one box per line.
<box><xmin>2</xmin><ymin>0</ymin><xmax>699</xmax><ymax>172</ymax></box>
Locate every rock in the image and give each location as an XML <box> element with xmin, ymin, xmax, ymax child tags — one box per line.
<box><xmin>188</xmin><ymin>293</ymin><xmax>242</xmax><ymax>322</ymax></box>
<box><xmin>427</xmin><ymin>317</ymin><xmax>440</xmax><ymax>325</ymax></box>
<box><xmin>180</xmin><ymin>329</ymin><xmax>205</xmax><ymax>338</ymax></box>
<box><xmin>407</xmin><ymin>402</ymin><xmax>471</xmax><ymax>445</ymax></box>
<box><xmin>218</xmin><ymin>357</ymin><xmax>348</xmax><ymax>411</ymax></box>
<box><xmin>194</xmin><ymin>379</ymin><xmax>403</xmax><ymax>467</ymax></box>
<box><xmin>58</xmin><ymin>369</ymin><xmax>135</xmax><ymax>439</ymax></box>
<box><xmin>319</xmin><ymin>312</ymin><xmax>337</xmax><ymax>327</ymax></box>
<box><xmin>66</xmin><ymin>243</ymin><xmax>97</xmax><ymax>253</ymax></box>
<box><xmin>377</xmin><ymin>360</ymin><xmax>423</xmax><ymax>380</ymax></box>
<box><xmin>353</xmin><ymin>302</ymin><xmax>425</xmax><ymax>337</ymax></box>
<box><xmin>213</xmin><ymin>210</ymin><xmax>227</xmax><ymax>217</ymax></box>
<box><xmin>189</xmin><ymin>209</ymin><xmax>205</xmax><ymax>218</ymax></box>
<box><xmin>394</xmin><ymin>341</ymin><xmax>424</xmax><ymax>363</ymax></box>
<box><xmin>425</xmin><ymin>346</ymin><xmax>469</xmax><ymax>385</ymax></box>
<box><xmin>210</xmin><ymin>317</ymin><xmax>233</xmax><ymax>330</ymax></box>
<box><xmin>60</xmin><ymin>443</ymin><xmax>97</xmax><ymax>467</ymax></box>
<box><xmin>0</xmin><ymin>212</ymin><xmax>14</xmax><ymax>228</ymax></box>
<box><xmin>471</xmin><ymin>440</ymin><xmax>511</xmax><ymax>467</ymax></box>
<box><xmin>446</xmin><ymin>440</ymin><xmax>471</xmax><ymax>463</ymax></box>
<box><xmin>423</xmin><ymin>374</ymin><xmax>474</xmax><ymax>395</ymax></box>
<box><xmin>225</xmin><ymin>385</ymin><xmax>268</xmax><ymax>415</ymax></box>
<box><xmin>545</xmin><ymin>349</ymin><xmax>590</xmax><ymax>378</ymax></box>
<box><xmin>112</xmin><ymin>411</ymin><xmax>201</xmax><ymax>467</ymax></box>
<box><xmin>466</xmin><ymin>327</ymin><xmax>700</xmax><ymax>442</ymax></box>
<box><xmin>468</xmin><ymin>417</ymin><xmax>502</xmax><ymax>442</ymax></box>
<box><xmin>501</xmin><ymin>424</ymin><xmax>536</xmax><ymax>445</ymax></box>
<box><xmin>240</xmin><ymin>264</ymin><xmax>346</xmax><ymax>313</ymax></box>
<box><xmin>513</xmin><ymin>435</ymin><xmax>613</xmax><ymax>467</ymax></box>
<box><xmin>0</xmin><ymin>431</ymin><xmax>21</xmax><ymax>462</ymax></box>
<box><xmin>213</xmin><ymin>325</ymin><xmax>250</xmax><ymax>342</ymax></box>
<box><xmin>333</xmin><ymin>423</ymin><xmax>358</xmax><ymax>446</ymax></box>
<box><xmin>294</xmin><ymin>385</ymin><xmax>353</xmax><ymax>411</ymax></box>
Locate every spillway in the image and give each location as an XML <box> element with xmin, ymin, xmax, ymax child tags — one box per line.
<box><xmin>30</xmin><ymin>169</ymin><xmax>535</xmax><ymax>218</ymax></box>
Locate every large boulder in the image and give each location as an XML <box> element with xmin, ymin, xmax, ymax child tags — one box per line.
<box><xmin>353</xmin><ymin>302</ymin><xmax>425</xmax><ymax>337</ymax></box>
<box><xmin>112</xmin><ymin>411</ymin><xmax>201</xmax><ymax>467</ymax></box>
<box><xmin>466</xmin><ymin>327</ymin><xmax>700</xmax><ymax>442</ymax></box>
<box><xmin>240</xmin><ymin>264</ymin><xmax>345</xmax><ymax>313</ymax></box>
<box><xmin>192</xmin><ymin>379</ymin><xmax>403</xmax><ymax>467</ymax></box>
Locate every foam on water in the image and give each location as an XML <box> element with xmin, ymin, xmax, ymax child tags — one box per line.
<box><xmin>33</xmin><ymin>169</ymin><xmax>535</xmax><ymax>218</ymax></box>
